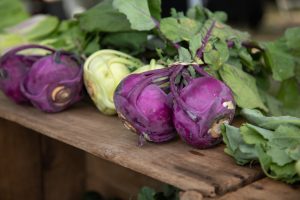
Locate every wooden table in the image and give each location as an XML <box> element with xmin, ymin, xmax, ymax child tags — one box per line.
<box><xmin>0</xmin><ymin>94</ymin><xmax>299</xmax><ymax>200</ymax></box>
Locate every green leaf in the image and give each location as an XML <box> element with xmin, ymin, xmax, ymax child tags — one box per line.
<box><xmin>160</xmin><ymin>17</ymin><xmax>201</xmax><ymax>42</ymax></box>
<box><xmin>113</xmin><ymin>0</ymin><xmax>155</xmax><ymax>31</ymax></box>
<box><xmin>269</xmin><ymin>163</ymin><xmax>300</xmax><ymax>183</ymax></box>
<box><xmin>271</xmin><ymin>125</ymin><xmax>300</xmax><ymax>149</ymax></box>
<box><xmin>284</xmin><ymin>27</ymin><xmax>300</xmax><ymax>52</ymax></box>
<box><xmin>189</xmin><ymin>33</ymin><xmax>202</xmax><ymax>58</ymax></box>
<box><xmin>77</xmin><ymin>0</ymin><xmax>131</xmax><ymax>32</ymax></box>
<box><xmin>287</xmin><ymin>145</ymin><xmax>300</xmax><ymax>160</ymax></box>
<box><xmin>267</xmin><ymin>147</ymin><xmax>293</xmax><ymax>166</ymax></box>
<box><xmin>138</xmin><ymin>187</ymin><xmax>156</xmax><ymax>200</ymax></box>
<box><xmin>222</xmin><ymin>124</ymin><xmax>257</xmax><ymax>165</ymax></box>
<box><xmin>219</xmin><ymin>64</ymin><xmax>268</xmax><ymax>111</ymax></box>
<box><xmin>204</xmin><ymin>39</ymin><xmax>229</xmax><ymax>70</ymax></box>
<box><xmin>6</xmin><ymin>15</ymin><xmax>59</xmax><ymax>41</ymax></box>
<box><xmin>0</xmin><ymin>0</ymin><xmax>29</xmax><ymax>31</ymax></box>
<box><xmin>256</xmin><ymin>144</ymin><xmax>273</xmax><ymax>178</ymax></box>
<box><xmin>240</xmin><ymin>124</ymin><xmax>272</xmax><ymax>145</ymax></box>
<box><xmin>83</xmin><ymin>35</ymin><xmax>100</xmax><ymax>56</ymax></box>
<box><xmin>263</xmin><ymin>41</ymin><xmax>295</xmax><ymax>81</ymax></box>
<box><xmin>277</xmin><ymin>78</ymin><xmax>300</xmax><ymax>108</ymax></box>
<box><xmin>102</xmin><ymin>31</ymin><xmax>147</xmax><ymax>54</ymax></box>
<box><xmin>178</xmin><ymin>47</ymin><xmax>192</xmax><ymax>62</ymax></box>
<box><xmin>147</xmin><ymin>0</ymin><xmax>161</xmax><ymax>20</ymax></box>
<box><xmin>241</xmin><ymin>108</ymin><xmax>300</xmax><ymax>130</ymax></box>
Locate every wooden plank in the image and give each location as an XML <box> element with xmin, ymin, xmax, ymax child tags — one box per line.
<box><xmin>213</xmin><ymin>178</ymin><xmax>300</xmax><ymax>200</ymax></box>
<box><xmin>0</xmin><ymin>118</ymin><xmax>42</xmax><ymax>200</ymax></box>
<box><xmin>86</xmin><ymin>154</ymin><xmax>163</xmax><ymax>199</ymax></box>
<box><xmin>0</xmin><ymin>94</ymin><xmax>263</xmax><ymax>197</ymax></box>
<box><xmin>41</xmin><ymin>137</ymin><xmax>85</xmax><ymax>200</ymax></box>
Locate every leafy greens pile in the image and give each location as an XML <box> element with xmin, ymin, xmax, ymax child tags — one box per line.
<box><xmin>222</xmin><ymin>108</ymin><xmax>300</xmax><ymax>183</ymax></box>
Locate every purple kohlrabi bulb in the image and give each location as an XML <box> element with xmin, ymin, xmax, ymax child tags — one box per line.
<box><xmin>114</xmin><ymin>68</ymin><xmax>177</xmax><ymax>144</ymax></box>
<box><xmin>21</xmin><ymin>51</ymin><xmax>83</xmax><ymax>112</ymax></box>
<box><xmin>0</xmin><ymin>45</ymin><xmax>48</xmax><ymax>103</ymax></box>
<box><xmin>171</xmin><ymin>65</ymin><xmax>236</xmax><ymax>149</ymax></box>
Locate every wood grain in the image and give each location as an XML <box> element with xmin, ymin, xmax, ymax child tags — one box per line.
<box><xmin>213</xmin><ymin>178</ymin><xmax>300</xmax><ymax>200</ymax></box>
<box><xmin>0</xmin><ymin>118</ymin><xmax>42</xmax><ymax>200</ymax></box>
<box><xmin>41</xmin><ymin>137</ymin><xmax>85</xmax><ymax>200</ymax></box>
<box><xmin>86</xmin><ymin>154</ymin><xmax>164</xmax><ymax>199</ymax></box>
<box><xmin>0</xmin><ymin>94</ymin><xmax>263</xmax><ymax>197</ymax></box>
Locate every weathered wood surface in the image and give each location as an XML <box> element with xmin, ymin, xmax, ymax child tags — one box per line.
<box><xmin>0</xmin><ymin>94</ymin><xmax>263</xmax><ymax>197</ymax></box>
<box><xmin>86</xmin><ymin>154</ymin><xmax>163</xmax><ymax>199</ymax></box>
<box><xmin>0</xmin><ymin>119</ymin><xmax>42</xmax><ymax>200</ymax></box>
<box><xmin>214</xmin><ymin>178</ymin><xmax>300</xmax><ymax>200</ymax></box>
<box><xmin>41</xmin><ymin>137</ymin><xmax>85</xmax><ymax>200</ymax></box>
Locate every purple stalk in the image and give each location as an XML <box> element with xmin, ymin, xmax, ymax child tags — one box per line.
<box><xmin>196</xmin><ymin>21</ymin><xmax>216</xmax><ymax>59</ymax></box>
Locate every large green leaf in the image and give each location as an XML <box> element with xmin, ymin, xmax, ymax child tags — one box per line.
<box><xmin>6</xmin><ymin>15</ymin><xmax>59</xmax><ymax>41</ymax></box>
<box><xmin>147</xmin><ymin>0</ymin><xmax>161</xmax><ymax>20</ymax></box>
<box><xmin>263</xmin><ymin>41</ymin><xmax>295</xmax><ymax>81</ymax></box>
<box><xmin>78</xmin><ymin>0</ymin><xmax>131</xmax><ymax>32</ymax></box>
<box><xmin>219</xmin><ymin>64</ymin><xmax>268</xmax><ymax>111</ymax></box>
<box><xmin>241</xmin><ymin>108</ymin><xmax>300</xmax><ymax>130</ymax></box>
<box><xmin>113</xmin><ymin>0</ymin><xmax>155</xmax><ymax>31</ymax></box>
<box><xmin>0</xmin><ymin>0</ymin><xmax>28</xmax><ymax>31</ymax></box>
<box><xmin>160</xmin><ymin>17</ymin><xmax>201</xmax><ymax>42</ymax></box>
<box><xmin>102</xmin><ymin>31</ymin><xmax>148</xmax><ymax>54</ymax></box>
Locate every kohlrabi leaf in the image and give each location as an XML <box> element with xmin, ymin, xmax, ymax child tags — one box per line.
<box><xmin>5</xmin><ymin>15</ymin><xmax>59</xmax><ymax>41</ymax></box>
<box><xmin>219</xmin><ymin>64</ymin><xmax>268</xmax><ymax>111</ymax></box>
<box><xmin>269</xmin><ymin>162</ymin><xmax>300</xmax><ymax>183</ymax></box>
<box><xmin>189</xmin><ymin>33</ymin><xmax>202</xmax><ymax>58</ymax></box>
<box><xmin>221</xmin><ymin>124</ymin><xmax>257</xmax><ymax>165</ymax></box>
<box><xmin>178</xmin><ymin>47</ymin><xmax>192</xmax><ymax>62</ymax></box>
<box><xmin>101</xmin><ymin>31</ymin><xmax>148</xmax><ymax>54</ymax></box>
<box><xmin>77</xmin><ymin>0</ymin><xmax>131</xmax><ymax>32</ymax></box>
<box><xmin>0</xmin><ymin>0</ymin><xmax>29</xmax><ymax>31</ymax></box>
<box><xmin>284</xmin><ymin>27</ymin><xmax>300</xmax><ymax>54</ymax></box>
<box><xmin>267</xmin><ymin>146</ymin><xmax>294</xmax><ymax>166</ymax></box>
<box><xmin>240</xmin><ymin>124</ymin><xmax>273</xmax><ymax>145</ymax></box>
<box><xmin>277</xmin><ymin>78</ymin><xmax>300</xmax><ymax>108</ymax></box>
<box><xmin>113</xmin><ymin>0</ymin><xmax>156</xmax><ymax>31</ymax></box>
<box><xmin>204</xmin><ymin>39</ymin><xmax>229</xmax><ymax>70</ymax></box>
<box><xmin>263</xmin><ymin>41</ymin><xmax>295</xmax><ymax>81</ymax></box>
<box><xmin>241</xmin><ymin>108</ymin><xmax>300</xmax><ymax>130</ymax></box>
<box><xmin>160</xmin><ymin>17</ymin><xmax>201</xmax><ymax>42</ymax></box>
<box><xmin>147</xmin><ymin>0</ymin><xmax>161</xmax><ymax>20</ymax></box>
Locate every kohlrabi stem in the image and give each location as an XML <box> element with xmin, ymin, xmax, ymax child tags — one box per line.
<box><xmin>170</xmin><ymin>65</ymin><xmax>200</xmax><ymax>121</ymax></box>
<box><xmin>192</xmin><ymin>64</ymin><xmax>210</xmax><ymax>77</ymax></box>
<box><xmin>196</xmin><ymin>20</ymin><xmax>216</xmax><ymax>59</ymax></box>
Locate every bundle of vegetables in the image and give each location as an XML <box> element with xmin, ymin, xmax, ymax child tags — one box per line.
<box><xmin>0</xmin><ymin>44</ymin><xmax>83</xmax><ymax>112</ymax></box>
<box><xmin>83</xmin><ymin>50</ymin><xmax>164</xmax><ymax>115</ymax></box>
<box><xmin>114</xmin><ymin>62</ymin><xmax>236</xmax><ymax>148</ymax></box>
<box><xmin>222</xmin><ymin>108</ymin><xmax>300</xmax><ymax>183</ymax></box>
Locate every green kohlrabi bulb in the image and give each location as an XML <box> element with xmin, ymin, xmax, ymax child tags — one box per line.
<box><xmin>84</xmin><ymin>49</ymin><xmax>143</xmax><ymax>115</ymax></box>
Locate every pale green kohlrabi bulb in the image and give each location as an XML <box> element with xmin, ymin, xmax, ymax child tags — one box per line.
<box><xmin>83</xmin><ymin>50</ymin><xmax>143</xmax><ymax>115</ymax></box>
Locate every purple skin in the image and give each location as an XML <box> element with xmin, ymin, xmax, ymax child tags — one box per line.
<box><xmin>114</xmin><ymin>68</ymin><xmax>176</xmax><ymax>144</ymax></box>
<box><xmin>171</xmin><ymin>66</ymin><xmax>236</xmax><ymax>148</ymax></box>
<box><xmin>0</xmin><ymin>55</ymin><xmax>38</xmax><ymax>103</ymax></box>
<box><xmin>0</xmin><ymin>45</ymin><xmax>50</xmax><ymax>103</ymax></box>
<box><xmin>21</xmin><ymin>52</ymin><xmax>83</xmax><ymax>113</ymax></box>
